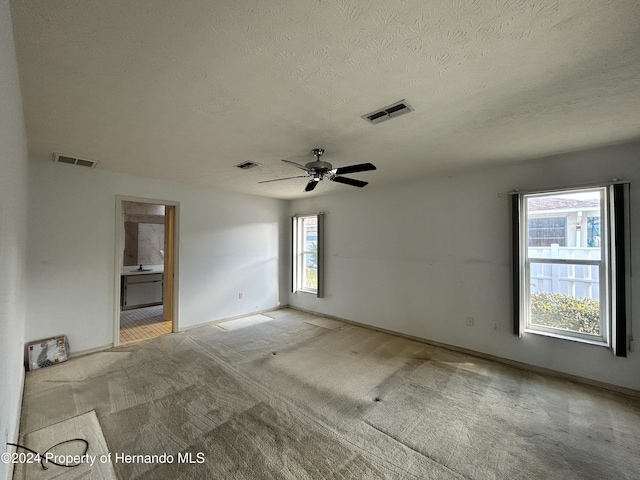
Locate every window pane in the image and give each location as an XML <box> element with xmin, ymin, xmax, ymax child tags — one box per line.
<box><xmin>302</xmin><ymin>217</ymin><xmax>317</xmax><ymax>251</ymax></box>
<box><xmin>529</xmin><ymin>290</ymin><xmax>600</xmax><ymax>335</ymax></box>
<box><xmin>527</xmin><ymin>190</ymin><xmax>602</xmax><ymax>258</ymax></box>
<box><xmin>302</xmin><ymin>253</ymin><xmax>317</xmax><ymax>290</ymax></box>
<box><xmin>294</xmin><ymin>214</ymin><xmax>321</xmax><ymax>294</ymax></box>
<box><xmin>529</xmin><ymin>262</ymin><xmax>600</xmax><ymax>300</ymax></box>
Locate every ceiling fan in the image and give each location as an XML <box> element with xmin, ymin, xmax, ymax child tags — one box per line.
<box><xmin>258</xmin><ymin>148</ymin><xmax>377</xmax><ymax>192</ymax></box>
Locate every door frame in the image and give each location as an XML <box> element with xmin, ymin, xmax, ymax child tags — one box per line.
<box><xmin>113</xmin><ymin>195</ymin><xmax>180</xmax><ymax>346</ymax></box>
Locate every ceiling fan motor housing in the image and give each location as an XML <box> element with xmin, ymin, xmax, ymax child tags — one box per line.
<box><xmin>305</xmin><ymin>160</ymin><xmax>333</xmax><ymax>172</ymax></box>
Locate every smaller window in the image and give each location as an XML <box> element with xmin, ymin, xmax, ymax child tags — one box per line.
<box><xmin>292</xmin><ymin>214</ymin><xmax>324</xmax><ymax>296</ymax></box>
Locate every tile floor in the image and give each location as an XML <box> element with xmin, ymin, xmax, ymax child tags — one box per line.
<box><xmin>119</xmin><ymin>305</ymin><xmax>172</xmax><ymax>344</ymax></box>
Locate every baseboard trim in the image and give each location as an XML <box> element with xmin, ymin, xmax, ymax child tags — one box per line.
<box><xmin>7</xmin><ymin>366</ymin><xmax>26</xmax><ymax>480</ymax></box>
<box><xmin>289</xmin><ymin>306</ymin><xmax>640</xmax><ymax>398</ymax></box>
<box><xmin>67</xmin><ymin>307</ymin><xmax>290</xmax><ymax>355</ymax></box>
<box><xmin>69</xmin><ymin>343</ymin><xmax>114</xmax><ymax>358</ymax></box>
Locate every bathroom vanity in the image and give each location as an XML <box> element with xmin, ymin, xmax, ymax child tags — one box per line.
<box><xmin>121</xmin><ymin>270</ymin><xmax>163</xmax><ymax>310</ymax></box>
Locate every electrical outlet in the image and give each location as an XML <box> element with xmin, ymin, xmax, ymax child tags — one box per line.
<box><xmin>466</xmin><ymin>316</ymin><xmax>474</xmax><ymax>327</ymax></box>
<box><xmin>492</xmin><ymin>322</ymin><xmax>498</xmax><ymax>331</ymax></box>
<box><xmin>238</xmin><ymin>292</ymin><xmax>244</xmax><ymax>299</ymax></box>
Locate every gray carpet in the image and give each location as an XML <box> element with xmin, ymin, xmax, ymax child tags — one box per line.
<box><xmin>13</xmin><ymin>410</ymin><xmax>116</xmax><ymax>480</ymax></box>
<box><xmin>18</xmin><ymin>309</ymin><xmax>640</xmax><ymax>479</ymax></box>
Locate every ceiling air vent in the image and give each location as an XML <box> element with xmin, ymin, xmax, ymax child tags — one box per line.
<box><xmin>362</xmin><ymin>100</ymin><xmax>414</xmax><ymax>124</ymax></box>
<box><xmin>53</xmin><ymin>153</ymin><xmax>98</xmax><ymax>168</ymax></box>
<box><xmin>235</xmin><ymin>161</ymin><xmax>261</xmax><ymax>170</ymax></box>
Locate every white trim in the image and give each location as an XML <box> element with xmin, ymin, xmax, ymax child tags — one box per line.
<box><xmin>292</xmin><ymin>212</ymin><xmax>325</xmax><ymax>217</ymax></box>
<box><xmin>523</xmin><ymin>326</ymin><xmax>608</xmax><ymax>346</ymax></box>
<box><xmin>292</xmin><ymin>213</ymin><xmax>321</xmax><ymax>295</ymax></box>
<box><xmin>508</xmin><ymin>179</ymin><xmax>629</xmax><ymax>196</ymax></box>
<box><xmin>529</xmin><ymin>258</ymin><xmax>600</xmax><ymax>266</ymax></box>
<box><xmin>521</xmin><ymin>186</ymin><xmax>610</xmax><ymax>346</ymax></box>
<box><xmin>113</xmin><ymin>195</ymin><xmax>180</xmax><ymax>347</ymax></box>
<box><xmin>113</xmin><ymin>198</ymin><xmax>123</xmax><ymax>347</ymax></box>
<box><xmin>69</xmin><ymin>343</ymin><xmax>115</xmax><ymax>357</ymax></box>
<box><xmin>291</xmin><ymin>216</ymin><xmax>299</xmax><ymax>294</ymax></box>
<box><xmin>297</xmin><ymin>288</ymin><xmax>317</xmax><ymax>295</ymax></box>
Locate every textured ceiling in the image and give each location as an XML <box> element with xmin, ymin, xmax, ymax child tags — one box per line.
<box><xmin>9</xmin><ymin>0</ymin><xmax>640</xmax><ymax>199</ymax></box>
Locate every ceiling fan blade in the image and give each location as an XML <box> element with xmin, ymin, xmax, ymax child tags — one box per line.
<box><xmin>333</xmin><ymin>163</ymin><xmax>376</xmax><ymax>175</ymax></box>
<box><xmin>331</xmin><ymin>176</ymin><xmax>368</xmax><ymax>188</ymax></box>
<box><xmin>258</xmin><ymin>175</ymin><xmax>309</xmax><ymax>184</ymax></box>
<box><xmin>282</xmin><ymin>159</ymin><xmax>312</xmax><ymax>172</ymax></box>
<box><xmin>305</xmin><ymin>179</ymin><xmax>320</xmax><ymax>192</ymax></box>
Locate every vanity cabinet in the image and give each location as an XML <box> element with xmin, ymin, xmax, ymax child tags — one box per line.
<box><xmin>121</xmin><ymin>273</ymin><xmax>163</xmax><ymax>310</ymax></box>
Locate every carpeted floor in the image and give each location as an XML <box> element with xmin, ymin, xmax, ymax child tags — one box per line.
<box><xmin>16</xmin><ymin>309</ymin><xmax>640</xmax><ymax>479</ymax></box>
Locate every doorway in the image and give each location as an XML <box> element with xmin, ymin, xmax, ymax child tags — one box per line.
<box><xmin>114</xmin><ymin>196</ymin><xmax>178</xmax><ymax>346</ymax></box>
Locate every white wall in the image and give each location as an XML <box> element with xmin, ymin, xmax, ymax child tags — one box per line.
<box><xmin>289</xmin><ymin>142</ymin><xmax>640</xmax><ymax>391</ymax></box>
<box><xmin>0</xmin><ymin>1</ymin><xmax>29</xmax><ymax>478</ymax></box>
<box><xmin>26</xmin><ymin>161</ymin><xmax>289</xmax><ymax>352</ymax></box>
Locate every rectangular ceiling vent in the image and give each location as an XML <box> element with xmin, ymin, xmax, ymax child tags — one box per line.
<box><xmin>53</xmin><ymin>153</ymin><xmax>98</xmax><ymax>168</ymax></box>
<box><xmin>235</xmin><ymin>161</ymin><xmax>261</xmax><ymax>170</ymax></box>
<box><xmin>362</xmin><ymin>100</ymin><xmax>414</xmax><ymax>124</ymax></box>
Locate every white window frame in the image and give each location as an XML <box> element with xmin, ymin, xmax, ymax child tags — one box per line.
<box><xmin>292</xmin><ymin>213</ymin><xmax>324</xmax><ymax>297</ymax></box>
<box><xmin>520</xmin><ymin>187</ymin><xmax>610</xmax><ymax>346</ymax></box>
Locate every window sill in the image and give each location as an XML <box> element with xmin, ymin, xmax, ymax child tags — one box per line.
<box><xmin>297</xmin><ymin>289</ymin><xmax>318</xmax><ymax>295</ymax></box>
<box><xmin>524</xmin><ymin>328</ymin><xmax>609</xmax><ymax>348</ymax></box>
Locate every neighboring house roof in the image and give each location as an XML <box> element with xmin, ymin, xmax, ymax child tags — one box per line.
<box><xmin>529</xmin><ymin>198</ymin><xmax>600</xmax><ymax>212</ymax></box>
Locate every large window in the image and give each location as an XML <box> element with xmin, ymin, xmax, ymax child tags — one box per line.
<box><xmin>292</xmin><ymin>213</ymin><xmax>323</xmax><ymax>296</ymax></box>
<box><xmin>512</xmin><ymin>183</ymin><xmax>629</xmax><ymax>355</ymax></box>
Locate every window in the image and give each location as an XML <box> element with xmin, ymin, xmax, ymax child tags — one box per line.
<box><xmin>512</xmin><ymin>183</ymin><xmax>629</xmax><ymax>355</ymax></box>
<box><xmin>292</xmin><ymin>213</ymin><xmax>324</xmax><ymax>296</ymax></box>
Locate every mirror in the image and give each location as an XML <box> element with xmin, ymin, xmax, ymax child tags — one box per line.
<box><xmin>124</xmin><ymin>222</ymin><xmax>164</xmax><ymax>266</ymax></box>
<box><xmin>122</xmin><ymin>202</ymin><xmax>166</xmax><ymax>267</ymax></box>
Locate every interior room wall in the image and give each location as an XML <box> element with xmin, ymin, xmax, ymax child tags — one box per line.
<box><xmin>289</xmin><ymin>141</ymin><xmax>640</xmax><ymax>391</ymax></box>
<box><xmin>0</xmin><ymin>0</ymin><xmax>29</xmax><ymax>478</ymax></box>
<box><xmin>26</xmin><ymin>160</ymin><xmax>289</xmax><ymax>353</ymax></box>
